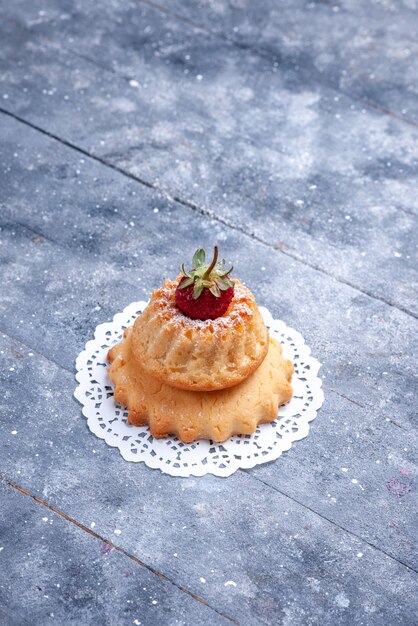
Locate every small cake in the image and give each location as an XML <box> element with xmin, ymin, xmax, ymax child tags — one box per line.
<box><xmin>107</xmin><ymin>246</ymin><xmax>293</xmax><ymax>443</ymax></box>
<box><xmin>131</xmin><ymin>278</ymin><xmax>268</xmax><ymax>391</ymax></box>
<box><xmin>109</xmin><ymin>331</ymin><xmax>293</xmax><ymax>443</ymax></box>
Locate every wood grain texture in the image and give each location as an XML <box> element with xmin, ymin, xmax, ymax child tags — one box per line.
<box><xmin>1</xmin><ymin>331</ymin><xmax>418</xmax><ymax>625</ymax></box>
<box><xmin>0</xmin><ymin>480</ymin><xmax>235</xmax><ymax>625</ymax></box>
<box><xmin>1</xmin><ymin>117</ymin><xmax>416</xmax><ymax>421</ymax></box>
<box><xmin>0</xmin><ymin>2</ymin><xmax>417</xmax><ymax>316</ymax></box>
<box><xmin>143</xmin><ymin>0</ymin><xmax>418</xmax><ymax>123</ymax></box>
<box><xmin>1</xmin><ymin>0</ymin><xmax>417</xmax><ymax>624</ymax></box>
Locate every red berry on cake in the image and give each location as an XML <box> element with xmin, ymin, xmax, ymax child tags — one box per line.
<box><xmin>175</xmin><ymin>246</ymin><xmax>235</xmax><ymax>320</ymax></box>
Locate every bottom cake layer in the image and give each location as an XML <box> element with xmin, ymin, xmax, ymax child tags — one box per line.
<box><xmin>107</xmin><ymin>328</ymin><xmax>293</xmax><ymax>443</ymax></box>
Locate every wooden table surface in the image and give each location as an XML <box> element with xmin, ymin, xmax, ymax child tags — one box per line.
<box><xmin>1</xmin><ymin>1</ymin><xmax>417</xmax><ymax>624</ymax></box>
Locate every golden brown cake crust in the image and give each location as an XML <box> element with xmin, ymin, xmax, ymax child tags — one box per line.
<box><xmin>130</xmin><ymin>278</ymin><xmax>269</xmax><ymax>391</ymax></box>
<box><xmin>108</xmin><ymin>330</ymin><xmax>293</xmax><ymax>443</ymax></box>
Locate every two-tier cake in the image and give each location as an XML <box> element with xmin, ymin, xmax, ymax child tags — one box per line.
<box><xmin>108</xmin><ymin>246</ymin><xmax>293</xmax><ymax>443</ymax></box>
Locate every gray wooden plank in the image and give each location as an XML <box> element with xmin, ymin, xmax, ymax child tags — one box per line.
<box><xmin>0</xmin><ymin>480</ymin><xmax>234</xmax><ymax>626</ymax></box>
<box><xmin>0</xmin><ymin>115</ymin><xmax>416</xmax><ymax>423</ymax></box>
<box><xmin>247</xmin><ymin>388</ymin><xmax>418</xmax><ymax>567</ymax></box>
<box><xmin>5</xmin><ymin>0</ymin><xmax>418</xmax><ymax>124</ymax></box>
<box><xmin>1</xmin><ymin>332</ymin><xmax>418</xmax><ymax>625</ymax></box>
<box><xmin>1</xmin><ymin>5</ymin><xmax>417</xmax><ymax>624</ymax></box>
<box><xmin>141</xmin><ymin>0</ymin><xmax>418</xmax><ymax>124</ymax></box>
<box><xmin>0</xmin><ymin>119</ymin><xmax>417</xmax><ymax>572</ymax></box>
<box><xmin>0</xmin><ymin>6</ymin><xmax>417</xmax><ymax>317</ymax></box>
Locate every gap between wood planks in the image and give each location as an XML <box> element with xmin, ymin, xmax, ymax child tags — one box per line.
<box><xmin>1</xmin><ymin>107</ymin><xmax>417</xmax><ymax>323</ymax></box>
<box><xmin>0</xmin><ymin>312</ymin><xmax>408</xmax><ymax>432</ymax></box>
<box><xmin>62</xmin><ymin>36</ymin><xmax>418</xmax><ymax>217</ymax></box>
<box><xmin>0</xmin><ymin>475</ymin><xmax>239</xmax><ymax>626</ymax></box>
<box><xmin>0</xmin><ymin>325</ymin><xmax>415</xmax><ymax>577</ymax></box>
<box><xmin>0</xmin><ymin>324</ymin><xmax>400</xmax><ymax>425</ymax></box>
<box><xmin>4</xmin><ymin>10</ymin><xmax>418</xmax><ymax>224</ymax></box>
<box><xmin>138</xmin><ymin>0</ymin><xmax>418</xmax><ymax>133</ymax></box>
<box><xmin>4</xmin><ymin>313</ymin><xmax>406</xmax><ymax>436</ymax></box>
<box><xmin>245</xmin><ymin>472</ymin><xmax>418</xmax><ymax>577</ymax></box>
<box><xmin>2</xmin><ymin>459</ymin><xmax>418</xmax><ymax>594</ymax></box>
<box><xmin>9</xmin><ymin>0</ymin><xmax>418</xmax><ymax>137</ymax></box>
<box><xmin>0</xmin><ymin>325</ymin><xmax>74</xmax><ymax>375</ymax></box>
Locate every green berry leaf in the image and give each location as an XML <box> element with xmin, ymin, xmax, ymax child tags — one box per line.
<box><xmin>181</xmin><ymin>263</ymin><xmax>192</xmax><ymax>278</ymax></box>
<box><xmin>217</xmin><ymin>264</ymin><xmax>233</xmax><ymax>278</ymax></box>
<box><xmin>178</xmin><ymin>277</ymin><xmax>194</xmax><ymax>289</ymax></box>
<box><xmin>192</xmin><ymin>248</ymin><xmax>206</xmax><ymax>268</ymax></box>
<box><xmin>193</xmin><ymin>283</ymin><xmax>203</xmax><ymax>299</ymax></box>
<box><xmin>216</xmin><ymin>277</ymin><xmax>232</xmax><ymax>291</ymax></box>
<box><xmin>210</xmin><ymin>283</ymin><xmax>221</xmax><ymax>297</ymax></box>
<box><xmin>180</xmin><ymin>246</ymin><xmax>234</xmax><ymax>300</ymax></box>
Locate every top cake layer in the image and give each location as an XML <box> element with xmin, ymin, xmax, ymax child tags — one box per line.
<box><xmin>130</xmin><ymin>278</ymin><xmax>269</xmax><ymax>391</ymax></box>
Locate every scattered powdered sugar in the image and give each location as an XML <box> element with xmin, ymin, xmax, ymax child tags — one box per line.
<box><xmin>154</xmin><ymin>279</ymin><xmax>255</xmax><ymax>333</ymax></box>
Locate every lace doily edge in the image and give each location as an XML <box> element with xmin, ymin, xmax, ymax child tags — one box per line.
<box><xmin>74</xmin><ymin>383</ymin><xmax>324</xmax><ymax>477</ymax></box>
<box><xmin>73</xmin><ymin>300</ymin><xmax>324</xmax><ymax>477</ymax></box>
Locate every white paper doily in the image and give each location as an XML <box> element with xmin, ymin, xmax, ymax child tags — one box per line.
<box><xmin>74</xmin><ymin>301</ymin><xmax>324</xmax><ymax>477</ymax></box>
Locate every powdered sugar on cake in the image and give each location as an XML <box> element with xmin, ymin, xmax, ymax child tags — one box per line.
<box><xmin>154</xmin><ymin>278</ymin><xmax>254</xmax><ymax>333</ymax></box>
